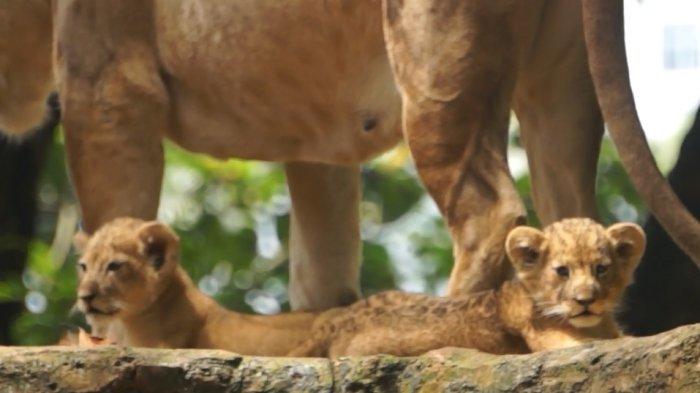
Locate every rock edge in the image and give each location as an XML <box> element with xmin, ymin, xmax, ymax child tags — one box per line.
<box><xmin>1</xmin><ymin>323</ymin><xmax>698</xmax><ymax>392</ymax></box>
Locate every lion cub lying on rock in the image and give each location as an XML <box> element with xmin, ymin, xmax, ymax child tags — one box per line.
<box><xmin>76</xmin><ymin>217</ymin><xmax>643</xmax><ymax>357</ymax></box>
<box><xmin>288</xmin><ymin>218</ymin><xmax>645</xmax><ymax>357</ymax></box>
<box><xmin>74</xmin><ymin>218</ymin><xmax>315</xmax><ymax>356</ymax></box>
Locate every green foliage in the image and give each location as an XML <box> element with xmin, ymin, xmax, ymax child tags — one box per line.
<box><xmin>4</xmin><ymin>132</ymin><xmax>646</xmax><ymax>345</ymax></box>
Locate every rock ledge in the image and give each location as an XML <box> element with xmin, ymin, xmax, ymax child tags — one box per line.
<box><xmin>1</xmin><ymin>323</ymin><xmax>698</xmax><ymax>392</ymax></box>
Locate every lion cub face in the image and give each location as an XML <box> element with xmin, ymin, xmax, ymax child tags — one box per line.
<box><xmin>506</xmin><ymin>218</ymin><xmax>645</xmax><ymax>329</ymax></box>
<box><xmin>74</xmin><ymin>218</ymin><xmax>180</xmax><ymax>319</ymax></box>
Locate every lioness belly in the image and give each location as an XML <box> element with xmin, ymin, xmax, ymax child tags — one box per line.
<box><xmin>154</xmin><ymin>0</ymin><xmax>402</xmax><ymax>163</ymax></box>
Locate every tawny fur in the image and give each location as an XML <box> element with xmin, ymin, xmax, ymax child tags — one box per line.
<box><xmin>3</xmin><ymin>0</ymin><xmax>696</xmax><ymax>309</ymax></box>
<box><xmin>0</xmin><ymin>0</ymin><xmax>53</xmax><ymax>135</ymax></box>
<box><xmin>77</xmin><ymin>217</ymin><xmax>642</xmax><ymax>357</ymax></box>
<box><xmin>289</xmin><ymin>218</ymin><xmax>645</xmax><ymax>357</ymax></box>
<box><xmin>75</xmin><ymin>218</ymin><xmax>315</xmax><ymax>356</ymax></box>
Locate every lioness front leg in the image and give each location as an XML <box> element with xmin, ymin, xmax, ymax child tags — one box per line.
<box><xmin>383</xmin><ymin>0</ymin><xmax>526</xmax><ymax>294</ymax></box>
<box><xmin>285</xmin><ymin>162</ymin><xmax>361</xmax><ymax>310</ymax></box>
<box><xmin>56</xmin><ymin>1</ymin><xmax>168</xmax><ymax>232</ymax></box>
<box><xmin>513</xmin><ymin>0</ymin><xmax>603</xmax><ymax>224</ymax></box>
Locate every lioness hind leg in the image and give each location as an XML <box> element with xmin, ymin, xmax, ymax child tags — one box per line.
<box><xmin>56</xmin><ymin>1</ymin><xmax>169</xmax><ymax>232</ymax></box>
<box><xmin>383</xmin><ymin>0</ymin><xmax>526</xmax><ymax>295</ymax></box>
<box><xmin>285</xmin><ymin>162</ymin><xmax>361</xmax><ymax>311</ymax></box>
<box><xmin>513</xmin><ymin>0</ymin><xmax>603</xmax><ymax>225</ymax></box>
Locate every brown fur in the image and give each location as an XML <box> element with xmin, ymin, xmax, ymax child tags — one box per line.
<box><xmin>289</xmin><ymin>218</ymin><xmax>645</xmax><ymax>357</ymax></box>
<box><xmin>2</xmin><ymin>1</ymin><xmax>696</xmax><ymax>309</ymax></box>
<box><xmin>0</xmin><ymin>0</ymin><xmax>53</xmax><ymax>135</ymax></box>
<box><xmin>75</xmin><ymin>218</ymin><xmax>315</xmax><ymax>356</ymax></box>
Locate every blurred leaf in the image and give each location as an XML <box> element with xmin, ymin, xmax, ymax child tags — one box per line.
<box><xmin>9</xmin><ymin>128</ymin><xmax>662</xmax><ymax>344</ymax></box>
<box><xmin>0</xmin><ymin>273</ymin><xmax>25</xmax><ymax>302</ymax></box>
<box><xmin>27</xmin><ymin>241</ymin><xmax>55</xmax><ymax>277</ymax></box>
<box><xmin>361</xmin><ymin>241</ymin><xmax>396</xmax><ymax>295</ymax></box>
<box><xmin>363</xmin><ymin>167</ymin><xmax>424</xmax><ymax>223</ymax></box>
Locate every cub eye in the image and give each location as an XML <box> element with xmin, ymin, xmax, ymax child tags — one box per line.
<box><xmin>77</xmin><ymin>261</ymin><xmax>87</xmax><ymax>272</ymax></box>
<box><xmin>362</xmin><ymin>117</ymin><xmax>378</xmax><ymax>132</ymax></box>
<box><xmin>595</xmin><ymin>264</ymin><xmax>609</xmax><ymax>277</ymax></box>
<box><xmin>106</xmin><ymin>261</ymin><xmax>123</xmax><ymax>272</ymax></box>
<box><xmin>555</xmin><ymin>266</ymin><xmax>570</xmax><ymax>278</ymax></box>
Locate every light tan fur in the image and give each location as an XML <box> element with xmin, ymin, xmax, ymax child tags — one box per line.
<box><xmin>56</xmin><ymin>328</ymin><xmax>113</xmax><ymax>347</ymax></box>
<box><xmin>75</xmin><ymin>218</ymin><xmax>315</xmax><ymax>356</ymax></box>
<box><xmin>78</xmin><ymin>217</ymin><xmax>640</xmax><ymax>357</ymax></box>
<box><xmin>289</xmin><ymin>218</ymin><xmax>645</xmax><ymax>357</ymax></box>
<box><xmin>0</xmin><ymin>0</ymin><xmax>53</xmax><ymax>135</ymax></box>
<box><xmin>2</xmin><ymin>1</ymin><xmax>697</xmax><ymax>308</ymax></box>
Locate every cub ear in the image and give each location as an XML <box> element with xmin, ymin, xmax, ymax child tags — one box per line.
<box><xmin>606</xmin><ymin>222</ymin><xmax>646</xmax><ymax>273</ymax></box>
<box><xmin>136</xmin><ymin>221</ymin><xmax>180</xmax><ymax>271</ymax></box>
<box><xmin>506</xmin><ymin>226</ymin><xmax>546</xmax><ymax>272</ymax></box>
<box><xmin>73</xmin><ymin>230</ymin><xmax>90</xmax><ymax>254</ymax></box>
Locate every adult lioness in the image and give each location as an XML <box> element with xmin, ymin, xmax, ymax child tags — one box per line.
<box><xmin>75</xmin><ymin>218</ymin><xmax>315</xmax><ymax>355</ymax></box>
<box><xmin>3</xmin><ymin>1</ymin><xmax>699</xmax><ymax>309</ymax></box>
<box><xmin>290</xmin><ymin>218</ymin><xmax>644</xmax><ymax>357</ymax></box>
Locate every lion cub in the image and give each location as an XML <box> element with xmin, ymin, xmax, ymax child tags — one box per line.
<box><xmin>74</xmin><ymin>218</ymin><xmax>315</xmax><ymax>355</ymax></box>
<box><xmin>76</xmin><ymin>217</ymin><xmax>643</xmax><ymax>357</ymax></box>
<box><xmin>289</xmin><ymin>218</ymin><xmax>645</xmax><ymax>357</ymax></box>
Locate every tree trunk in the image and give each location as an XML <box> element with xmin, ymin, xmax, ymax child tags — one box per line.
<box><xmin>1</xmin><ymin>323</ymin><xmax>698</xmax><ymax>392</ymax></box>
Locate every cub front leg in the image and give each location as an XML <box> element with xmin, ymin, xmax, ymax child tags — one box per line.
<box><xmin>285</xmin><ymin>162</ymin><xmax>361</xmax><ymax>310</ymax></box>
<box><xmin>522</xmin><ymin>315</ymin><xmax>621</xmax><ymax>352</ymax></box>
<box><xmin>522</xmin><ymin>327</ymin><xmax>591</xmax><ymax>352</ymax></box>
<box><xmin>56</xmin><ymin>0</ymin><xmax>169</xmax><ymax>232</ymax></box>
<box><xmin>383</xmin><ymin>0</ymin><xmax>526</xmax><ymax>295</ymax></box>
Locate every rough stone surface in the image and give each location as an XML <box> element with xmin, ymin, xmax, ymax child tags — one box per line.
<box><xmin>1</xmin><ymin>324</ymin><xmax>698</xmax><ymax>392</ymax></box>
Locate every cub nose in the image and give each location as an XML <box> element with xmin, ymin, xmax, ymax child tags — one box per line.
<box><xmin>79</xmin><ymin>292</ymin><xmax>96</xmax><ymax>303</ymax></box>
<box><xmin>575</xmin><ymin>296</ymin><xmax>594</xmax><ymax>307</ymax></box>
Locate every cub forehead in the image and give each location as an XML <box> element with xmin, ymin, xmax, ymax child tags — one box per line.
<box><xmin>85</xmin><ymin>218</ymin><xmax>147</xmax><ymax>252</ymax></box>
<box><xmin>543</xmin><ymin>218</ymin><xmax>612</xmax><ymax>264</ymax></box>
<box><xmin>84</xmin><ymin>232</ymin><xmax>142</xmax><ymax>262</ymax></box>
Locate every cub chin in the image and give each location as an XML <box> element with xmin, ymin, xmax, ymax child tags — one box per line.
<box><xmin>73</xmin><ymin>217</ymin><xmax>316</xmax><ymax>355</ymax></box>
<box><xmin>288</xmin><ymin>218</ymin><xmax>645</xmax><ymax>357</ymax></box>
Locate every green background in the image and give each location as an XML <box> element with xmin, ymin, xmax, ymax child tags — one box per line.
<box><xmin>3</xmin><ymin>125</ymin><xmax>665</xmax><ymax>345</ymax></box>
